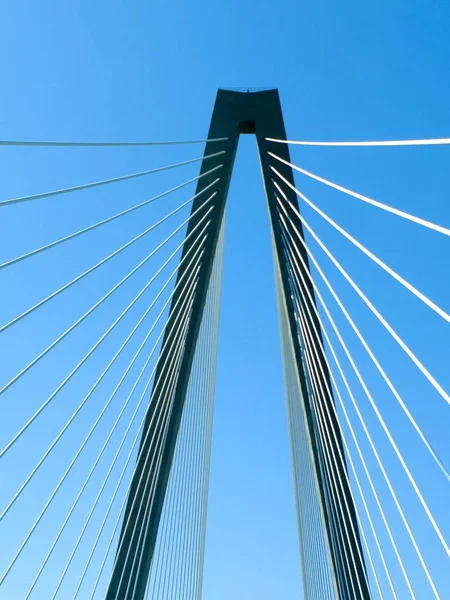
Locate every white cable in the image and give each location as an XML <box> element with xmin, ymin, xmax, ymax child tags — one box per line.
<box><xmin>289</xmin><ymin>237</ymin><xmax>404</xmax><ymax>599</ymax></box>
<box><xmin>285</xmin><ymin>250</ymin><xmax>397</xmax><ymax>598</ymax></box>
<box><xmin>0</xmin><ymin>241</ymin><xmax>208</xmax><ymax>586</ymax></box>
<box><xmin>266</xmin><ymin>137</ymin><xmax>450</xmax><ymax>147</ymax></box>
<box><xmin>149</xmin><ymin>394</ymin><xmax>185</xmax><ymax>599</ymax></box>
<box><xmin>0</xmin><ymin>191</ymin><xmax>216</xmax><ymax>336</ymax></box>
<box><xmin>5</xmin><ymin>231</ymin><xmax>205</xmax><ymax>523</ymax></box>
<box><xmin>107</xmin><ymin>301</ymin><xmax>195</xmax><ymax>600</ymax></box>
<box><xmin>295</xmin><ymin>304</ymin><xmax>369</xmax><ymax>600</ymax></box>
<box><xmin>278</xmin><ymin>201</ymin><xmax>450</xmax><ymax>559</ymax></box>
<box><xmin>149</xmin><ymin>293</ymin><xmax>200</xmax><ymax>600</ymax></box>
<box><xmin>295</xmin><ymin>297</ymin><xmax>380</xmax><ymax>599</ymax></box>
<box><xmin>272</xmin><ymin>178</ymin><xmax>450</xmax><ymax>481</ymax></box>
<box><xmin>123</xmin><ymin>235</ymin><xmax>224</xmax><ymax>600</ymax></box>
<box><xmin>282</xmin><ymin>180</ymin><xmax>450</xmax><ymax>323</ymax></box>
<box><xmin>120</xmin><ymin>292</ymin><xmax>199</xmax><ymax>600</ymax></box>
<box><xmin>23</xmin><ymin>258</ymin><xmax>202</xmax><ymax>600</ymax></box>
<box><xmin>127</xmin><ymin>309</ymin><xmax>198</xmax><ymax>600</ymax></box>
<box><xmin>0</xmin><ymin>234</ymin><xmax>206</xmax><ymax>520</ymax></box>
<box><xmin>0</xmin><ymin>207</ymin><xmax>214</xmax><ymax>458</ymax></box>
<box><xmin>0</xmin><ymin>194</ymin><xmax>215</xmax><ymax>398</ymax></box>
<box><xmin>275</xmin><ymin>267</ymin><xmax>311</xmax><ymax>597</ymax></box>
<box><xmin>0</xmin><ymin>150</ymin><xmax>226</xmax><ymax>207</ymax></box>
<box><xmin>289</xmin><ymin>229</ymin><xmax>415</xmax><ymax>599</ymax></box>
<box><xmin>268</xmin><ymin>153</ymin><xmax>450</xmax><ymax>237</ymax></box>
<box><xmin>295</xmin><ymin>325</ymin><xmax>362</xmax><ymax>600</ymax></box>
<box><xmin>295</xmin><ymin>301</ymin><xmax>382</xmax><ymax>599</ymax></box>
<box><xmin>274</xmin><ymin>247</ymin><xmax>338</xmax><ymax>599</ymax></box>
<box><xmin>278</xmin><ymin>211</ymin><xmax>442</xmax><ymax>597</ymax></box>
<box><xmin>71</xmin><ymin>286</ymin><xmax>195</xmax><ymax>600</ymax></box>
<box><xmin>196</xmin><ymin>220</ymin><xmax>224</xmax><ymax>600</ymax></box>
<box><xmin>275</xmin><ymin>251</ymin><xmax>338</xmax><ymax>599</ymax></box>
<box><xmin>149</xmin><ymin>341</ymin><xmax>194</xmax><ymax>599</ymax></box>
<box><xmin>287</xmin><ymin>265</ymin><xmax>374</xmax><ymax>596</ymax></box>
<box><xmin>0</xmin><ymin>168</ymin><xmax>221</xmax><ymax>271</ymax></box>
<box><xmin>148</xmin><ymin>223</ymin><xmax>224</xmax><ymax>600</ymax></box>
<box><xmin>130</xmin><ymin>241</ymin><xmax>222</xmax><ymax>599</ymax></box>
<box><xmin>0</xmin><ymin>137</ymin><xmax>228</xmax><ymax>147</ymax></box>
<box><xmin>271</xmin><ymin>167</ymin><xmax>450</xmax><ymax>409</ymax></box>
<box><xmin>88</xmin><ymin>306</ymin><xmax>193</xmax><ymax>600</ymax></box>
<box><xmin>49</xmin><ymin>263</ymin><xmax>202</xmax><ymax>600</ymax></box>
<box><xmin>168</xmin><ymin>334</ymin><xmax>201</xmax><ymax>599</ymax></box>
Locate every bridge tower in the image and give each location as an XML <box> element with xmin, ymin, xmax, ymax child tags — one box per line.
<box><xmin>106</xmin><ymin>89</ymin><xmax>371</xmax><ymax>600</ymax></box>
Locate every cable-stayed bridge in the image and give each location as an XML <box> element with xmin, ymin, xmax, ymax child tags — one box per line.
<box><xmin>0</xmin><ymin>89</ymin><xmax>448</xmax><ymax>599</ymax></box>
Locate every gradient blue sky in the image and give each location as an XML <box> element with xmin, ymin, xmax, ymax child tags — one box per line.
<box><xmin>0</xmin><ymin>1</ymin><xmax>449</xmax><ymax>599</ymax></box>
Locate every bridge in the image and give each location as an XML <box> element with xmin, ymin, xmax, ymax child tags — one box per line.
<box><xmin>0</xmin><ymin>89</ymin><xmax>448</xmax><ymax>599</ymax></box>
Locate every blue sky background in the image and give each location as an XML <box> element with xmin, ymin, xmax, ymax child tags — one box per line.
<box><xmin>0</xmin><ymin>1</ymin><xmax>449</xmax><ymax>598</ymax></box>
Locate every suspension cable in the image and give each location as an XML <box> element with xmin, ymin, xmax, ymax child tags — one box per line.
<box><xmin>282</xmin><ymin>225</ymin><xmax>421</xmax><ymax>597</ymax></box>
<box><xmin>1</xmin><ymin>230</ymin><xmax>207</xmax><ymax>521</ymax></box>
<box><xmin>0</xmin><ymin>189</ymin><xmax>215</xmax><ymax>375</ymax></box>
<box><xmin>117</xmin><ymin>331</ymin><xmax>192</xmax><ymax>600</ymax></box>
<box><xmin>23</xmin><ymin>255</ymin><xmax>203</xmax><ymax>599</ymax></box>
<box><xmin>298</xmin><ymin>332</ymin><xmax>365</xmax><ymax>599</ymax></box>
<box><xmin>89</xmin><ymin>297</ymin><xmax>194</xmax><ymax>600</ymax></box>
<box><xmin>111</xmin><ymin>241</ymin><xmax>205</xmax><ymax>599</ymax></box>
<box><xmin>272</xmin><ymin>180</ymin><xmax>450</xmax><ymax>479</ymax></box>
<box><xmin>294</xmin><ymin>287</ymin><xmax>386</xmax><ymax>599</ymax></box>
<box><xmin>268</xmin><ymin>153</ymin><xmax>450</xmax><ymax>237</ymax></box>
<box><xmin>0</xmin><ymin>167</ymin><xmax>221</xmax><ymax>271</ymax></box>
<box><xmin>70</xmin><ymin>284</ymin><xmax>196</xmax><ymax>599</ymax></box>
<box><xmin>287</xmin><ymin>263</ymin><xmax>374</xmax><ymax>598</ymax></box>
<box><xmin>266</xmin><ymin>136</ymin><xmax>450</xmax><ymax>147</ymax></box>
<box><xmin>282</xmin><ymin>228</ymin><xmax>419</xmax><ymax>598</ymax></box>
<box><xmin>147</xmin><ymin>230</ymin><xmax>223</xmax><ymax>599</ymax></box>
<box><xmin>298</xmin><ymin>306</ymin><xmax>378</xmax><ymax>597</ymax></box>
<box><xmin>0</xmin><ymin>207</ymin><xmax>214</xmax><ymax>457</ymax></box>
<box><xmin>277</xmin><ymin>199</ymin><xmax>450</xmax><ymax>559</ymax></box>
<box><xmin>195</xmin><ymin>226</ymin><xmax>223</xmax><ymax>599</ymax></box>
<box><xmin>278</xmin><ymin>207</ymin><xmax>443</xmax><ymax>597</ymax></box>
<box><xmin>0</xmin><ymin>137</ymin><xmax>229</xmax><ymax>147</ymax></box>
<box><xmin>148</xmin><ymin>359</ymin><xmax>190</xmax><ymax>599</ymax></box>
<box><xmin>195</xmin><ymin>231</ymin><xmax>224</xmax><ymax>599</ymax></box>
<box><xmin>271</xmin><ymin>167</ymin><xmax>450</xmax><ymax>408</ymax></box>
<box><xmin>0</xmin><ymin>234</ymin><xmax>208</xmax><ymax>587</ymax></box>
<box><xmin>288</xmin><ymin>290</ymin><xmax>360</xmax><ymax>599</ymax></box>
<box><xmin>282</xmin><ymin>234</ymin><xmax>407</xmax><ymax>598</ymax></box>
<box><xmin>0</xmin><ymin>150</ymin><xmax>226</xmax><ymax>207</ymax></box>
<box><xmin>154</xmin><ymin>354</ymin><xmax>195</xmax><ymax>599</ymax></box>
<box><xmin>280</xmin><ymin>179</ymin><xmax>450</xmax><ymax>323</ymax></box>
<box><xmin>47</xmin><ymin>260</ymin><xmax>203</xmax><ymax>600</ymax></box>
<box><xmin>104</xmin><ymin>297</ymin><xmax>195</xmax><ymax>600</ymax></box>
<box><xmin>274</xmin><ymin>252</ymin><xmax>337</xmax><ymax>599</ymax></box>
<box><xmin>0</xmin><ymin>191</ymin><xmax>215</xmax><ymax>335</ymax></box>
<box><xmin>284</xmin><ymin>249</ymin><xmax>396</xmax><ymax>598</ymax></box>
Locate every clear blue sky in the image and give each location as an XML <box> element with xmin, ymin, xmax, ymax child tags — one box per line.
<box><xmin>0</xmin><ymin>1</ymin><xmax>449</xmax><ymax>599</ymax></box>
